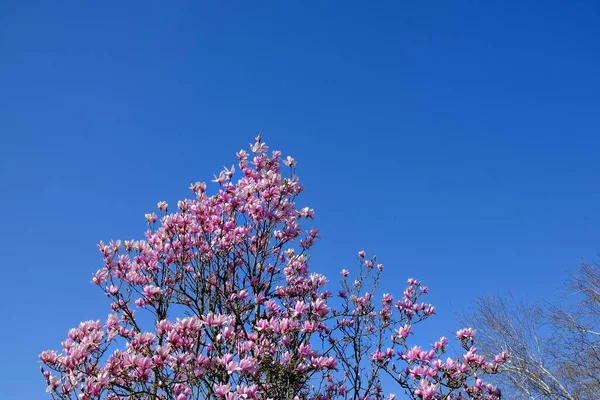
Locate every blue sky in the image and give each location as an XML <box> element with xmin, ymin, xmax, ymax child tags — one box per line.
<box><xmin>1</xmin><ymin>1</ymin><xmax>600</xmax><ymax>398</ymax></box>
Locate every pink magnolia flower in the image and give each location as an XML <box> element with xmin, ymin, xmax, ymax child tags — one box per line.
<box><xmin>415</xmin><ymin>380</ymin><xmax>439</xmax><ymax>400</ymax></box>
<box><xmin>457</xmin><ymin>328</ymin><xmax>476</xmax><ymax>340</ymax></box>
<box><xmin>157</xmin><ymin>201</ymin><xmax>168</xmax><ymax>211</ymax></box>
<box><xmin>213</xmin><ymin>383</ymin><xmax>231</xmax><ymax>397</ymax></box>
<box><xmin>395</xmin><ymin>324</ymin><xmax>412</xmax><ymax>340</ymax></box>
<box><xmin>283</xmin><ymin>156</ymin><xmax>296</xmax><ymax>166</ymax></box>
<box><xmin>144</xmin><ymin>212</ymin><xmax>157</xmax><ymax>224</ymax></box>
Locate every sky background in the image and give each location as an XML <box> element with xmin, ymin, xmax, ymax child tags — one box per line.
<box><xmin>1</xmin><ymin>1</ymin><xmax>600</xmax><ymax>398</ymax></box>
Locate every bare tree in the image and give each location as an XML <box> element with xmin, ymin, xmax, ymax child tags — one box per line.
<box><xmin>466</xmin><ymin>260</ymin><xmax>600</xmax><ymax>400</ymax></box>
<box><xmin>548</xmin><ymin>261</ymin><xmax>600</xmax><ymax>399</ymax></box>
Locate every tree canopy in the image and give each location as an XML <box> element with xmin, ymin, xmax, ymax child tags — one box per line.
<box><xmin>41</xmin><ymin>136</ymin><xmax>506</xmax><ymax>400</ymax></box>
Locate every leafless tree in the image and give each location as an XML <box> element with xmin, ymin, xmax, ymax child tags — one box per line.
<box><xmin>465</xmin><ymin>260</ymin><xmax>600</xmax><ymax>400</ymax></box>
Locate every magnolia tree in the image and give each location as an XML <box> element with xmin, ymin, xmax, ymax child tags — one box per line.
<box><xmin>40</xmin><ymin>136</ymin><xmax>507</xmax><ymax>400</ymax></box>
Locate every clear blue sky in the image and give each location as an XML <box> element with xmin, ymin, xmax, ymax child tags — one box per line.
<box><xmin>1</xmin><ymin>1</ymin><xmax>599</xmax><ymax>398</ymax></box>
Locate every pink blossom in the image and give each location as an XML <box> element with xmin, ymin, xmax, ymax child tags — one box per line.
<box><xmin>395</xmin><ymin>323</ymin><xmax>412</xmax><ymax>340</ymax></box>
<box><xmin>214</xmin><ymin>383</ymin><xmax>231</xmax><ymax>397</ymax></box>
<box><xmin>456</xmin><ymin>328</ymin><xmax>476</xmax><ymax>340</ymax></box>
<box><xmin>415</xmin><ymin>380</ymin><xmax>439</xmax><ymax>400</ymax></box>
<box><xmin>283</xmin><ymin>156</ymin><xmax>296</xmax><ymax>166</ymax></box>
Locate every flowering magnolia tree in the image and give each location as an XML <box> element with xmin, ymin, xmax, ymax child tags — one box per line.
<box><xmin>40</xmin><ymin>136</ymin><xmax>507</xmax><ymax>400</ymax></box>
